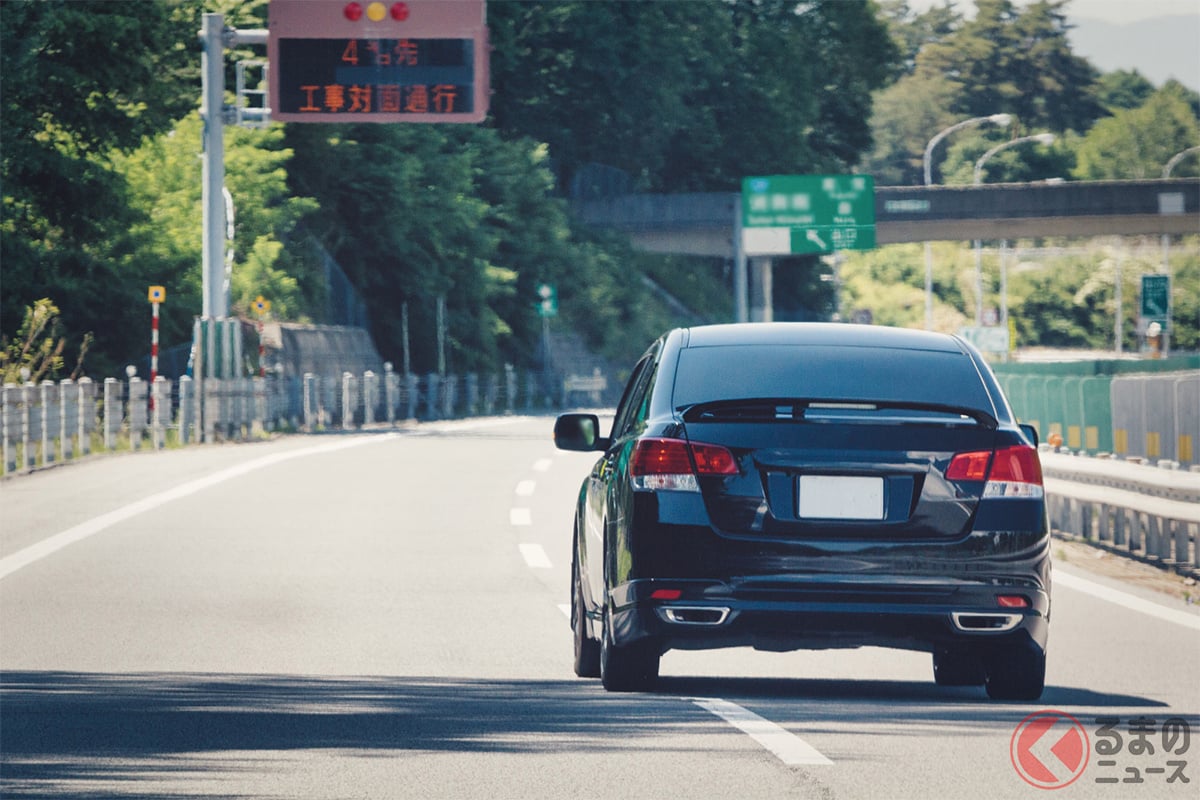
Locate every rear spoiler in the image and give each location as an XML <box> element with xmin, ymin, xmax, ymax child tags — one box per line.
<box><xmin>678</xmin><ymin>398</ymin><xmax>999</xmax><ymax>429</ymax></box>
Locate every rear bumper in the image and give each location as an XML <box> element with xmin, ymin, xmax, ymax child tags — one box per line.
<box><xmin>607</xmin><ymin>577</ymin><xmax>1050</xmax><ymax>655</ymax></box>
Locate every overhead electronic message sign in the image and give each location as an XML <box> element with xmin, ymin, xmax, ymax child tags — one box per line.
<box><xmin>268</xmin><ymin>1</ymin><xmax>489</xmax><ymax>123</ymax></box>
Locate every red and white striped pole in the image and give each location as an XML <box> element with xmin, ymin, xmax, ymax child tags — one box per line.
<box><xmin>148</xmin><ymin>286</ymin><xmax>165</xmax><ymax>410</ymax></box>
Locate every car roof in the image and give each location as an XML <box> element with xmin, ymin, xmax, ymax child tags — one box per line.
<box><xmin>678</xmin><ymin>322</ymin><xmax>967</xmax><ymax>354</ymax></box>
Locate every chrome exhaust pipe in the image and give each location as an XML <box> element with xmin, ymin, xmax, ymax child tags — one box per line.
<box><xmin>951</xmin><ymin>612</ymin><xmax>1022</xmax><ymax>633</ymax></box>
<box><xmin>657</xmin><ymin>606</ymin><xmax>732</xmax><ymax>626</ymax></box>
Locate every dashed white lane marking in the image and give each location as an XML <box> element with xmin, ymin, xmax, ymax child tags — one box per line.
<box><xmin>0</xmin><ymin>434</ymin><xmax>400</xmax><ymax>582</ymax></box>
<box><xmin>519</xmin><ymin>543</ymin><xmax>553</xmax><ymax>569</ymax></box>
<box><xmin>558</xmin><ymin>603</ymin><xmax>571</xmax><ymax>618</ymax></box>
<box><xmin>515</xmin><ymin>480</ymin><xmax>536</xmax><ymax>497</ymax></box>
<box><xmin>690</xmin><ymin>698</ymin><xmax>834</xmax><ymax>766</ymax></box>
<box><xmin>532</xmin><ymin>458</ymin><xmax>552</xmax><ymax>472</ymax></box>
<box><xmin>1055</xmin><ymin>569</ymin><xmax>1200</xmax><ymax>632</ymax></box>
<box><xmin>510</xmin><ymin>508</ymin><xmax>532</xmax><ymax>526</ymax></box>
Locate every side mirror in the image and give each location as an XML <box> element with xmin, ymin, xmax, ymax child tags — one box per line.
<box><xmin>1019</xmin><ymin>423</ymin><xmax>1039</xmax><ymax>448</ymax></box>
<box><xmin>554</xmin><ymin>413</ymin><xmax>605</xmax><ymax>451</ymax></box>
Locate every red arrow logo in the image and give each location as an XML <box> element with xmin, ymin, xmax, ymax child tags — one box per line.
<box><xmin>1011</xmin><ymin>710</ymin><xmax>1090</xmax><ymax>789</ymax></box>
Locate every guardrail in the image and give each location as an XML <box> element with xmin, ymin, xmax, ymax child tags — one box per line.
<box><xmin>1041</xmin><ymin>450</ymin><xmax>1200</xmax><ymax>579</ymax></box>
<box><xmin>1</xmin><ymin>366</ymin><xmax>609</xmax><ymax>476</ymax></box>
<box><xmin>6</xmin><ymin>373</ymin><xmax>1197</xmax><ymax>580</ymax></box>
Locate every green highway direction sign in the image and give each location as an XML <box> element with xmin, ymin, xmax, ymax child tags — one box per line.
<box><xmin>1140</xmin><ymin>274</ymin><xmax>1170</xmax><ymax>326</ymax></box>
<box><xmin>741</xmin><ymin>174</ymin><xmax>876</xmax><ymax>256</ymax></box>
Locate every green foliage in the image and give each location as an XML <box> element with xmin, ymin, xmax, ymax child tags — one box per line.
<box><xmin>1094</xmin><ymin>70</ymin><xmax>1157</xmax><ymax>112</ymax></box>
<box><xmin>1074</xmin><ymin>83</ymin><xmax>1200</xmax><ymax>180</ymax></box>
<box><xmin>839</xmin><ymin>243</ymin><xmax>969</xmax><ymax>331</ymax></box>
<box><xmin>916</xmin><ymin>0</ymin><xmax>1103</xmax><ymax>133</ymax></box>
<box><xmin>939</xmin><ymin>130</ymin><xmax>1072</xmax><ymax>185</ymax></box>
<box><xmin>0</xmin><ymin>299</ymin><xmax>91</xmax><ymax>385</ymax></box>
<box><xmin>110</xmin><ymin>112</ymin><xmax>321</xmax><ymax>362</ymax></box>
<box><xmin>488</xmin><ymin>0</ymin><xmax>896</xmax><ymax>192</ymax></box>
<box><xmin>860</xmin><ymin>72</ymin><xmax>965</xmax><ymax>184</ymax></box>
<box><xmin>839</xmin><ymin>238</ymin><xmax>1200</xmax><ymax>355</ymax></box>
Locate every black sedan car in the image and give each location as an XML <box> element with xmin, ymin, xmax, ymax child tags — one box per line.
<box><xmin>554</xmin><ymin>323</ymin><xmax>1049</xmax><ymax>699</ymax></box>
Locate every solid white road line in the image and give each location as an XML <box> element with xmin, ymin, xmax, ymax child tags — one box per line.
<box><xmin>1055</xmin><ymin>569</ymin><xmax>1200</xmax><ymax>632</ymax></box>
<box><xmin>690</xmin><ymin>698</ymin><xmax>834</xmax><ymax>766</ymax></box>
<box><xmin>515</xmin><ymin>480</ymin><xmax>536</xmax><ymax>496</ymax></box>
<box><xmin>519</xmin><ymin>543</ymin><xmax>553</xmax><ymax>569</ymax></box>
<box><xmin>0</xmin><ymin>434</ymin><xmax>399</xmax><ymax>582</ymax></box>
<box><xmin>510</xmin><ymin>508</ymin><xmax>533</xmax><ymax>526</ymax></box>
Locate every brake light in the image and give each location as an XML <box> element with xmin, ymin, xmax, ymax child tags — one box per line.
<box><xmin>997</xmin><ymin>594</ymin><xmax>1031</xmax><ymax>609</ymax></box>
<box><xmin>946</xmin><ymin>451</ymin><xmax>991</xmax><ymax>481</ymax></box>
<box><xmin>947</xmin><ymin>445</ymin><xmax>1043</xmax><ymax>499</ymax></box>
<box><xmin>630</xmin><ymin>438</ymin><xmax>736</xmax><ymax>491</ymax></box>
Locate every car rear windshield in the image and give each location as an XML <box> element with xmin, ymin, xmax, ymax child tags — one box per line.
<box><xmin>672</xmin><ymin>344</ymin><xmax>995</xmax><ymax>418</ymax></box>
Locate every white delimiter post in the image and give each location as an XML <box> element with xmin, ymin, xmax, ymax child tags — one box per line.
<box><xmin>200</xmin><ymin>13</ymin><xmax>227</xmax><ymax>320</ymax></box>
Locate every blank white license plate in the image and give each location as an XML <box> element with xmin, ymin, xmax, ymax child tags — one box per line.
<box><xmin>798</xmin><ymin>475</ymin><xmax>884</xmax><ymax>520</ymax></box>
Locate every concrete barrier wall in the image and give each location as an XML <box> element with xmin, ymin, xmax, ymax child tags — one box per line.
<box><xmin>997</xmin><ymin>360</ymin><xmax>1200</xmax><ymax>469</ymax></box>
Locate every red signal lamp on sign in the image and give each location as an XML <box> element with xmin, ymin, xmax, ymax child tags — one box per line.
<box><xmin>391</xmin><ymin>3</ymin><xmax>410</xmax><ymax>20</ymax></box>
<box><xmin>343</xmin><ymin>2</ymin><xmax>363</xmax><ymax>21</ymax></box>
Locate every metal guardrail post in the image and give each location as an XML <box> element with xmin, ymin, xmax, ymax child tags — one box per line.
<box><xmin>425</xmin><ymin>374</ymin><xmax>440</xmax><ymax>420</ymax></box>
<box><xmin>103</xmin><ymin>378</ymin><xmax>118</xmax><ymax>452</ymax></box>
<box><xmin>78</xmin><ymin>378</ymin><xmax>93</xmax><ymax>456</ymax></box>
<box><xmin>60</xmin><ymin>379</ymin><xmax>74</xmax><ymax>461</ymax></box>
<box><xmin>40</xmin><ymin>381</ymin><xmax>55</xmax><ymax>465</ymax></box>
<box><xmin>179</xmin><ymin>376</ymin><xmax>193</xmax><ymax>444</ymax></box>
<box><xmin>302</xmin><ymin>373</ymin><xmax>313</xmax><ymax>431</ymax></box>
<box><xmin>342</xmin><ymin>372</ymin><xmax>356</xmax><ymax>430</ymax></box>
<box><xmin>384</xmin><ymin>363</ymin><xmax>397</xmax><ymax>426</ymax></box>
<box><xmin>153</xmin><ymin>377</ymin><xmax>169</xmax><ymax>449</ymax></box>
<box><xmin>2</xmin><ymin>384</ymin><xmax>16</xmax><ymax>473</ymax></box>
<box><xmin>405</xmin><ymin>373</ymin><xmax>419</xmax><ymax>420</ymax></box>
<box><xmin>504</xmin><ymin>365</ymin><xmax>515</xmax><ymax>414</ymax></box>
<box><xmin>21</xmin><ymin>382</ymin><xmax>35</xmax><ymax>469</ymax></box>
<box><xmin>363</xmin><ymin>371</ymin><xmax>376</xmax><ymax>426</ymax></box>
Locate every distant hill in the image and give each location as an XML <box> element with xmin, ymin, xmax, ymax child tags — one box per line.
<box><xmin>1069</xmin><ymin>14</ymin><xmax>1200</xmax><ymax>90</ymax></box>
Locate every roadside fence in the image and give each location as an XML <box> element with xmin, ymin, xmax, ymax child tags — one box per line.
<box><xmin>2</xmin><ymin>364</ymin><xmax>609</xmax><ymax>476</ymax></box>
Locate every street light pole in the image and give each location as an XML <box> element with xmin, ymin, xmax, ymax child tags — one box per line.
<box><xmin>971</xmin><ymin>132</ymin><xmax>1056</xmax><ymax>327</ymax></box>
<box><xmin>1159</xmin><ymin>145</ymin><xmax>1200</xmax><ymax>357</ymax></box>
<box><xmin>922</xmin><ymin>113</ymin><xmax>1012</xmax><ymax>330</ymax></box>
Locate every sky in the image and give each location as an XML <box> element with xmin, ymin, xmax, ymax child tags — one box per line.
<box><xmin>904</xmin><ymin>0</ymin><xmax>1200</xmax><ymax>90</ymax></box>
<box><xmin>904</xmin><ymin>0</ymin><xmax>1198</xmax><ymax>24</ymax></box>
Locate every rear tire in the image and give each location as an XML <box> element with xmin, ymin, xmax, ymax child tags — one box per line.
<box><xmin>984</xmin><ymin>644</ymin><xmax>1046</xmax><ymax>701</ymax></box>
<box><xmin>572</xmin><ymin>557</ymin><xmax>601</xmax><ymax>678</ymax></box>
<box><xmin>933</xmin><ymin>649</ymin><xmax>986</xmax><ymax>687</ymax></box>
<box><xmin>599</xmin><ymin>609</ymin><xmax>660</xmax><ymax>692</ymax></box>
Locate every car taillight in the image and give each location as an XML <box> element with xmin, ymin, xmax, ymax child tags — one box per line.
<box><xmin>947</xmin><ymin>445</ymin><xmax>1043</xmax><ymax>499</ymax></box>
<box><xmin>630</xmin><ymin>438</ymin><xmax>736</xmax><ymax>491</ymax></box>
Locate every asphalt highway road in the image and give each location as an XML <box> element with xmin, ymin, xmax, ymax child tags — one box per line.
<box><xmin>2</xmin><ymin>416</ymin><xmax>1198</xmax><ymax>799</ymax></box>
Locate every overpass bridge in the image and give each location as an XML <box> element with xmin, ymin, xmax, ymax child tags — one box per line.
<box><xmin>573</xmin><ymin>178</ymin><xmax>1199</xmax><ymax>323</ymax></box>
<box><xmin>572</xmin><ymin>178</ymin><xmax>1200</xmax><ymax>257</ymax></box>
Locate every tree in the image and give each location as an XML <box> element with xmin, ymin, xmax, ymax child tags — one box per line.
<box><xmin>1</xmin><ymin>0</ymin><xmax>201</xmax><ymax>375</ymax></box>
<box><xmin>1074</xmin><ymin>83</ymin><xmax>1200</xmax><ymax>180</ymax></box>
<box><xmin>488</xmin><ymin>0</ymin><xmax>896</xmax><ymax>193</ymax></box>
<box><xmin>858</xmin><ymin>72</ymin><xmax>962</xmax><ymax>184</ymax></box>
<box><xmin>916</xmin><ymin>0</ymin><xmax>1103</xmax><ymax>133</ymax></box>
<box><xmin>876</xmin><ymin>0</ymin><xmax>961</xmax><ymax>81</ymax></box>
<box><xmin>1094</xmin><ymin>69</ymin><xmax>1157</xmax><ymax>112</ymax></box>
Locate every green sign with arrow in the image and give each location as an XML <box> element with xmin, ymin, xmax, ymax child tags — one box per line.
<box><xmin>741</xmin><ymin>174</ymin><xmax>876</xmax><ymax>256</ymax></box>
